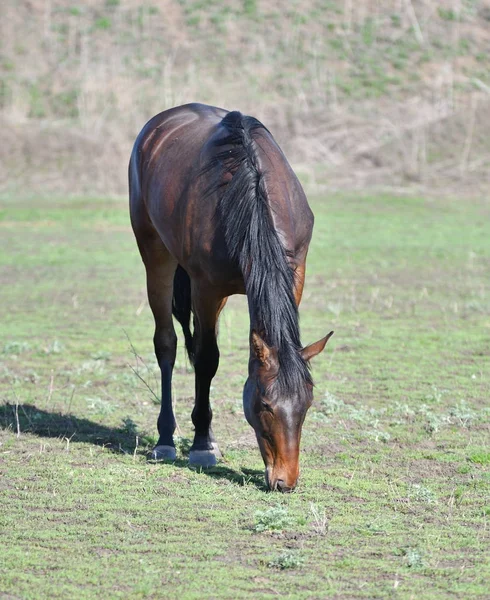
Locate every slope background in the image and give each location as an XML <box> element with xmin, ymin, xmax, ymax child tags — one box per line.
<box><xmin>1</xmin><ymin>0</ymin><xmax>490</xmax><ymax>195</ymax></box>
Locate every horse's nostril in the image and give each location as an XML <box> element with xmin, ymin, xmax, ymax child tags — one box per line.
<box><xmin>276</xmin><ymin>479</ymin><xmax>293</xmax><ymax>493</ymax></box>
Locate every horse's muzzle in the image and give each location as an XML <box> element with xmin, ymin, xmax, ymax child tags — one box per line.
<box><xmin>266</xmin><ymin>470</ymin><xmax>297</xmax><ymax>492</ymax></box>
<box><xmin>275</xmin><ymin>479</ymin><xmax>294</xmax><ymax>493</ymax></box>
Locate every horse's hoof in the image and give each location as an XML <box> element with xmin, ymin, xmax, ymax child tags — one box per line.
<box><xmin>151</xmin><ymin>445</ymin><xmax>176</xmax><ymax>461</ymax></box>
<box><xmin>189</xmin><ymin>448</ymin><xmax>220</xmax><ymax>468</ymax></box>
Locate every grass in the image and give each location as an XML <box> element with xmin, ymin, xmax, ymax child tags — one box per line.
<box><xmin>0</xmin><ymin>192</ymin><xmax>489</xmax><ymax>598</ymax></box>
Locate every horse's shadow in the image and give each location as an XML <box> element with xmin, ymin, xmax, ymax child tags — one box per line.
<box><xmin>0</xmin><ymin>403</ymin><xmax>266</xmax><ymax>490</ymax></box>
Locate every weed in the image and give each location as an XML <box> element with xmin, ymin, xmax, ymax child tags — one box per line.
<box><xmin>361</xmin><ymin>17</ymin><xmax>376</xmax><ymax>47</ymax></box>
<box><xmin>254</xmin><ymin>505</ymin><xmax>296</xmax><ymax>533</ymax></box>
<box><xmin>425</xmin><ymin>386</ymin><xmax>445</xmax><ymax>403</ymax></box>
<box><xmin>77</xmin><ymin>360</ymin><xmax>105</xmax><ymax>375</ymax></box>
<box><xmin>243</xmin><ymin>0</ymin><xmax>257</xmax><ymax>17</ymax></box>
<box><xmin>3</xmin><ymin>341</ymin><xmax>31</xmax><ymax>355</ymax></box>
<box><xmin>392</xmin><ymin>402</ymin><xmax>416</xmax><ymax>422</ymax></box>
<box><xmin>410</xmin><ymin>484</ymin><xmax>437</xmax><ymax>504</ymax></box>
<box><xmin>438</xmin><ymin>8</ymin><xmax>459</xmax><ymax>21</ymax></box>
<box><xmin>174</xmin><ymin>436</ymin><xmax>192</xmax><ymax>455</ymax></box>
<box><xmin>112</xmin><ymin>372</ymin><xmax>140</xmax><ymax>388</ymax></box>
<box><xmin>468</xmin><ymin>452</ymin><xmax>490</xmax><ymax>465</ymax></box>
<box><xmin>121</xmin><ymin>417</ymin><xmax>138</xmax><ymax>436</ymax></box>
<box><xmin>24</xmin><ymin>370</ymin><xmax>40</xmax><ymax>383</ymax></box>
<box><xmin>91</xmin><ymin>350</ymin><xmax>112</xmax><ymax>361</ymax></box>
<box><xmin>390</xmin><ymin>14</ymin><xmax>401</xmax><ymax>27</ymax></box>
<box><xmin>400</xmin><ymin>547</ymin><xmax>426</xmax><ymax>569</ymax></box>
<box><xmin>85</xmin><ymin>396</ymin><xmax>116</xmax><ymax>415</ymax></box>
<box><xmin>186</xmin><ymin>14</ymin><xmax>200</xmax><ymax>26</ymax></box>
<box><xmin>94</xmin><ymin>17</ymin><xmax>111</xmax><ymax>30</ymax></box>
<box><xmin>51</xmin><ymin>90</ymin><xmax>79</xmax><ymax>119</ymax></box>
<box><xmin>319</xmin><ymin>391</ymin><xmax>345</xmax><ymax>415</ymax></box>
<box><xmin>366</xmin><ymin>429</ymin><xmax>391</xmax><ymax>442</ymax></box>
<box><xmin>452</xmin><ymin>486</ymin><xmax>465</xmax><ymax>506</ymax></box>
<box><xmin>420</xmin><ymin>407</ymin><xmax>450</xmax><ymax>434</ymax></box>
<box><xmin>28</xmin><ymin>83</ymin><xmax>46</xmax><ymax>118</ymax></box>
<box><xmin>449</xmin><ymin>400</ymin><xmax>477</xmax><ymax>427</ymax></box>
<box><xmin>43</xmin><ymin>340</ymin><xmax>64</xmax><ymax>355</ymax></box>
<box><xmin>268</xmin><ymin>550</ymin><xmax>304</xmax><ymax>570</ymax></box>
<box><xmin>309</xmin><ymin>503</ymin><xmax>329</xmax><ymax>535</ymax></box>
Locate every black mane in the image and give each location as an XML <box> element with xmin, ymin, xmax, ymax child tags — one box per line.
<box><xmin>204</xmin><ymin>111</ymin><xmax>312</xmax><ymax>393</ymax></box>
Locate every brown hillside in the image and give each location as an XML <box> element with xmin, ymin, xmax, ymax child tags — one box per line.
<box><xmin>1</xmin><ymin>0</ymin><xmax>490</xmax><ymax>194</ymax></box>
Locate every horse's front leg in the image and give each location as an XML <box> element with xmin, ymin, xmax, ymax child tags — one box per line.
<box><xmin>189</xmin><ymin>290</ymin><xmax>228</xmax><ymax>467</ymax></box>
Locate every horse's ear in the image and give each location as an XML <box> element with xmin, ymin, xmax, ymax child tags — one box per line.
<box><xmin>300</xmin><ymin>331</ymin><xmax>334</xmax><ymax>361</ymax></box>
<box><xmin>251</xmin><ymin>331</ymin><xmax>276</xmax><ymax>370</ymax></box>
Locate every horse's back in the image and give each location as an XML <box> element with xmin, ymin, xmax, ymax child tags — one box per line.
<box><xmin>129</xmin><ymin>103</ymin><xmax>227</xmax><ymax>217</ymax></box>
<box><xmin>129</xmin><ymin>103</ymin><xmax>313</xmax><ymax>290</ymax></box>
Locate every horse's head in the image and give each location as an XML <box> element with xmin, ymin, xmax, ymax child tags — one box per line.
<box><xmin>243</xmin><ymin>330</ymin><xmax>333</xmax><ymax>492</ymax></box>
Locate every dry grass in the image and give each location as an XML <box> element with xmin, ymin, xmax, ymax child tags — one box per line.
<box><xmin>1</xmin><ymin>0</ymin><xmax>490</xmax><ymax>194</ymax></box>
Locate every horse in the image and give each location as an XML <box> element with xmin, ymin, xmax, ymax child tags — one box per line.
<box><xmin>129</xmin><ymin>103</ymin><xmax>333</xmax><ymax>492</ymax></box>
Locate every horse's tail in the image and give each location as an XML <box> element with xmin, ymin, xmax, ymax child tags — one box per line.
<box><xmin>172</xmin><ymin>265</ymin><xmax>194</xmax><ymax>362</ymax></box>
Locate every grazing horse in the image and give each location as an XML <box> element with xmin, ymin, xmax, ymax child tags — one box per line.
<box><xmin>129</xmin><ymin>103</ymin><xmax>332</xmax><ymax>491</ymax></box>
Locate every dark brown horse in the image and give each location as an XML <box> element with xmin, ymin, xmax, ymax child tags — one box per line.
<box><xmin>129</xmin><ymin>103</ymin><xmax>332</xmax><ymax>491</ymax></box>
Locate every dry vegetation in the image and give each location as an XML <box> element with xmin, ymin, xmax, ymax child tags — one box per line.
<box><xmin>1</xmin><ymin>0</ymin><xmax>490</xmax><ymax>194</ymax></box>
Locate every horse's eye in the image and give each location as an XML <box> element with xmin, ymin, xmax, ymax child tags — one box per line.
<box><xmin>260</xmin><ymin>400</ymin><xmax>274</xmax><ymax>414</ymax></box>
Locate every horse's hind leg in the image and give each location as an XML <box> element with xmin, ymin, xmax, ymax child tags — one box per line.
<box><xmin>189</xmin><ymin>287</ymin><xmax>227</xmax><ymax>467</ymax></box>
<box><xmin>139</xmin><ymin>237</ymin><xmax>178</xmax><ymax>460</ymax></box>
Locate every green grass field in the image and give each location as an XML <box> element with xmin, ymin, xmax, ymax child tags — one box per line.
<box><xmin>0</xmin><ymin>193</ymin><xmax>489</xmax><ymax>599</ymax></box>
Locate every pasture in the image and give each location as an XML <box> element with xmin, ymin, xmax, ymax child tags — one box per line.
<box><xmin>0</xmin><ymin>192</ymin><xmax>489</xmax><ymax>599</ymax></box>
